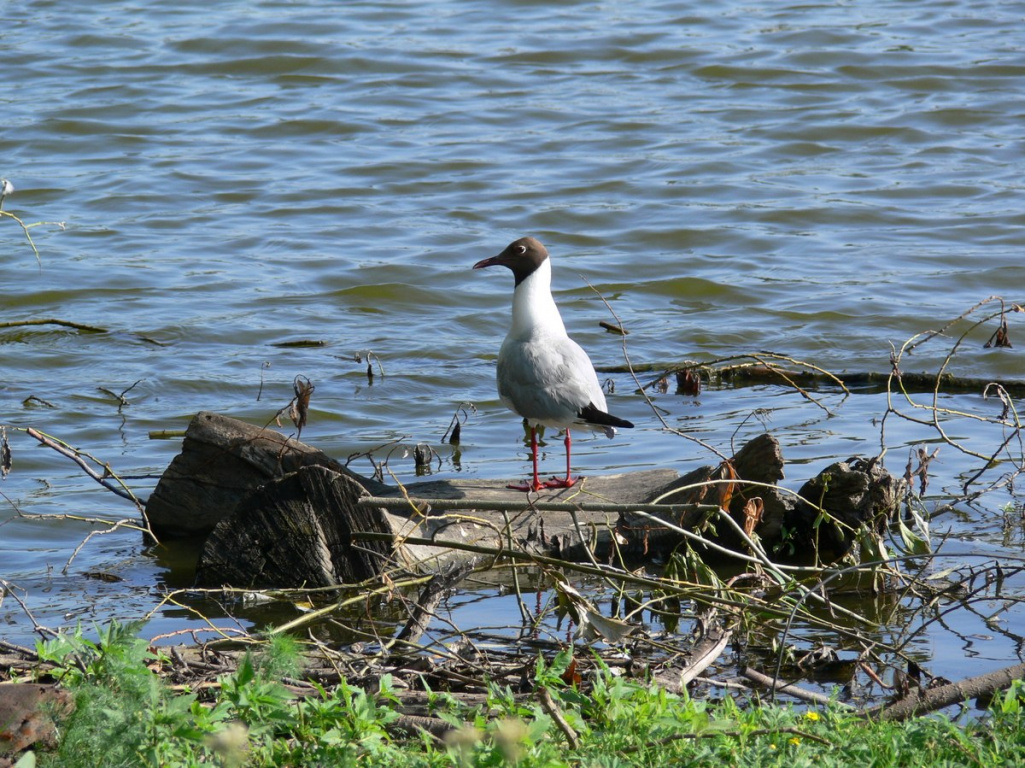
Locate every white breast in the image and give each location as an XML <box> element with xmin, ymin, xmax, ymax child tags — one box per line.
<box><xmin>495</xmin><ymin>261</ymin><xmax>608</xmax><ymax>430</ymax></box>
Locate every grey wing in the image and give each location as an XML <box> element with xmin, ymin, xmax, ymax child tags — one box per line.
<box><xmin>497</xmin><ymin>335</ymin><xmax>607</xmax><ymax>428</ymax></box>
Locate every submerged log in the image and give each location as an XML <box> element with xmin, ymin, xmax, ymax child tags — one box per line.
<box><xmin>150</xmin><ymin>412</ymin><xmax>906</xmax><ymax>587</ymax></box>
<box><xmin>597</xmin><ymin>361</ymin><xmax>1025</xmax><ymax>398</ymax></box>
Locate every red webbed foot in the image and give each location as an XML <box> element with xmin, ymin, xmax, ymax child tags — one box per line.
<box><xmin>541</xmin><ymin>475</ymin><xmax>580</xmax><ymax>489</ymax></box>
<box><xmin>507</xmin><ymin>480</ymin><xmax>544</xmax><ymax>493</ymax></box>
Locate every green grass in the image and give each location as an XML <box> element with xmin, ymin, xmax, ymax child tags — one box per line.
<box><xmin>25</xmin><ymin>622</ymin><xmax>1025</xmax><ymax>767</ymax></box>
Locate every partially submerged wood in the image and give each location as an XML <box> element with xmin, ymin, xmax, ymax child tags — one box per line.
<box><xmin>196</xmin><ymin>464</ymin><xmax>687</xmax><ymax>588</ymax></box>
<box><xmin>146</xmin><ymin>411</ymin><xmax>388</xmax><ymax>538</ymax></box>
<box><xmin>151</xmin><ymin>412</ymin><xmax>906</xmax><ymax>587</ymax></box>
<box><xmin>629</xmin><ymin>433</ymin><xmax>790</xmax><ymax>557</ymax></box>
<box><xmin>627</xmin><ymin>435</ymin><xmax>906</xmax><ymax>562</ymax></box>
<box><xmin>597</xmin><ymin>360</ymin><xmax>1025</xmax><ymax>398</ymax></box>
<box><xmin>195</xmin><ymin>465</ymin><xmax>392</xmax><ymax>588</ymax></box>
<box><xmin>792</xmin><ymin>456</ymin><xmax>906</xmax><ymax>560</ymax></box>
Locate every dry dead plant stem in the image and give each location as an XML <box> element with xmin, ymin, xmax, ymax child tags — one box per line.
<box><xmin>24</xmin><ymin>428</ymin><xmax>147</xmax><ymax>513</ymax></box>
<box><xmin>537</xmin><ymin>685</ymin><xmax>580</xmax><ymax>749</ymax></box>
<box><xmin>903</xmin><ymin>295</ymin><xmax>1009</xmax><ymax>355</ymax></box>
<box><xmin>634</xmin><ymin>501</ymin><xmax>882</xmax><ymax>632</ymax></box>
<box><xmin>883</xmin><ymin>299</ymin><xmax>1025</xmax><ymax>503</ymax></box>
<box><xmin>500</xmin><ymin>510</ymin><xmax>536</xmax><ymax>629</ymax></box>
<box><xmin>0</xmin><ymin>578</ymin><xmax>57</xmax><ymax>640</ymax></box>
<box><xmin>0</xmin><ymin>209</ymin><xmax>65</xmax><ymax>265</ymax></box>
<box><xmin>584</xmin><ymin>277</ymin><xmax>728</xmax><ymax>461</ymax></box>
<box><xmin>61</xmin><ymin>518</ymin><xmax>140</xmax><ymax>574</ymax></box>
<box><xmin>349</xmin><ymin>530</ymin><xmax>906</xmax><ymax>657</ymax></box>
<box><xmin>260</xmin><ymin>573</ymin><xmax>440</xmax><ymax>638</ymax></box>
<box><xmin>742</xmin><ymin>352</ymin><xmax>849</xmax><ymax>414</ymax></box>
<box><xmin>743</xmin><ymin>666</ymin><xmax>854</xmax><ymax>709</ymax></box>
<box><xmin>890</xmin><ymin>559</ymin><xmax>1025</xmax><ymax>659</ymax></box>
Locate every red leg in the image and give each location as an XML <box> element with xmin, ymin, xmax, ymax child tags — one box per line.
<box><xmin>507</xmin><ymin>425</ymin><xmax>544</xmax><ymax>492</ymax></box>
<box><xmin>542</xmin><ymin>429</ymin><xmax>579</xmax><ymax>489</ymax></box>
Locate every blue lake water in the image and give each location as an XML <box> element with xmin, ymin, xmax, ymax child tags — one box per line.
<box><xmin>1</xmin><ymin>0</ymin><xmax>1023</xmax><ymax>688</ymax></box>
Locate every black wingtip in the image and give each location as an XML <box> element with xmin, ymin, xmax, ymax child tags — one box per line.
<box><xmin>578</xmin><ymin>402</ymin><xmax>634</xmax><ymax>430</ymax></box>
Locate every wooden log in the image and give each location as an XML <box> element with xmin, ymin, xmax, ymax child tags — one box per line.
<box><xmin>870</xmin><ymin>660</ymin><xmax>1025</xmax><ymax>721</ymax></box>
<box><xmin>369</xmin><ymin>468</ymin><xmax>685</xmax><ymax>570</ymax></box>
<box><xmin>152</xmin><ymin>412</ymin><xmax>907</xmax><ymax>586</ymax></box>
<box><xmin>165</xmin><ymin>412</ymin><xmax>688</xmax><ymax>585</ymax></box>
<box><xmin>195</xmin><ymin>465</ymin><xmax>393</xmax><ymax>588</ymax></box>
<box><xmin>617</xmin><ymin>433</ymin><xmax>791</xmax><ymax>559</ymax></box>
<box><xmin>195</xmin><ymin>466</ymin><xmax>688</xmax><ymax>587</ymax></box>
<box><xmin>788</xmin><ymin>456</ymin><xmax>906</xmax><ymax>561</ymax></box>
<box><xmin>146</xmin><ymin>411</ymin><xmax>389</xmax><ymax>538</ymax></box>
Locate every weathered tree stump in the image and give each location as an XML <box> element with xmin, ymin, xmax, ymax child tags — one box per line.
<box><xmin>789</xmin><ymin>457</ymin><xmax>906</xmax><ymax>560</ymax></box>
<box><xmin>146</xmin><ymin>411</ymin><xmax>388</xmax><ymax>538</ymax></box>
<box><xmin>195</xmin><ymin>465</ymin><xmax>393</xmax><ymax>588</ymax></box>
<box><xmin>627</xmin><ymin>433</ymin><xmax>790</xmax><ymax>558</ymax></box>
<box><xmin>149</xmin><ymin>412</ymin><xmax>907</xmax><ymax>587</ymax></box>
<box><xmin>624</xmin><ymin>436</ymin><xmax>906</xmax><ymax>563</ymax></box>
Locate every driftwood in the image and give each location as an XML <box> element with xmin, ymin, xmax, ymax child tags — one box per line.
<box><xmin>146</xmin><ymin>411</ymin><xmax>389</xmax><ymax>539</ymax></box>
<box><xmin>625</xmin><ymin>433</ymin><xmax>788</xmax><ymax>557</ymax></box>
<box><xmin>193</xmin><ymin>462</ymin><xmax>693</xmax><ymax>587</ymax></box>
<box><xmin>596</xmin><ymin>361</ymin><xmax>1025</xmax><ymax>398</ymax></box>
<box><xmin>868</xmin><ymin>661</ymin><xmax>1025</xmax><ymax>721</ymax></box>
<box><xmin>743</xmin><ymin>659</ymin><xmax>1025</xmax><ymax>720</ymax></box>
<box><xmin>145</xmin><ymin>412</ymin><xmax>907</xmax><ymax>588</ymax></box>
<box><xmin>624</xmin><ymin>434</ymin><xmax>905</xmax><ymax>562</ymax></box>
<box><xmin>791</xmin><ymin>457</ymin><xmax>905</xmax><ymax>560</ymax></box>
<box><xmin>743</xmin><ymin>666</ymin><xmax>854</xmax><ymax>709</ymax></box>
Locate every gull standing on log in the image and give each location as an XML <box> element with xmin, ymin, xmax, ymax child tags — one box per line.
<box><xmin>473</xmin><ymin>237</ymin><xmax>634</xmax><ymax>492</ymax></box>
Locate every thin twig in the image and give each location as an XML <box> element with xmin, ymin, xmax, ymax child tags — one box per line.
<box><xmin>743</xmin><ymin>666</ymin><xmax>852</xmax><ymax>709</ymax></box>
<box><xmin>24</xmin><ymin>428</ymin><xmax>147</xmax><ymax>513</ymax></box>
<box><xmin>537</xmin><ymin>686</ymin><xmax>580</xmax><ymax>749</ymax></box>
<box><xmin>358</xmin><ymin>495</ymin><xmax>719</xmax><ymax>517</ymax></box>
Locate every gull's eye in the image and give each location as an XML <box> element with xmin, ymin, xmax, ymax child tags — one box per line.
<box><xmin>516</xmin><ymin>245</ymin><xmax>527</xmax><ymax>254</ymax></box>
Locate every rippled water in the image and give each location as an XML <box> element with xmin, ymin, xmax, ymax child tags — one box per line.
<box><xmin>2</xmin><ymin>0</ymin><xmax>1023</xmax><ymax>681</ymax></box>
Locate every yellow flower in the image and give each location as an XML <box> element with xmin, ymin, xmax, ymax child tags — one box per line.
<box><xmin>789</xmin><ymin>737</ymin><xmax>802</xmax><ymax>746</ymax></box>
<box><xmin>805</xmin><ymin>711</ymin><xmax>820</xmax><ymax>722</ymax></box>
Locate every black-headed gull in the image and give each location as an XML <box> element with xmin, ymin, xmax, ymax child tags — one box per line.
<box><xmin>474</xmin><ymin>237</ymin><xmax>634</xmax><ymax>492</ymax></box>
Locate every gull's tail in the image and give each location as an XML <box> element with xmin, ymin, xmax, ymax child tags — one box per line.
<box><xmin>578</xmin><ymin>402</ymin><xmax>634</xmax><ymax>439</ymax></box>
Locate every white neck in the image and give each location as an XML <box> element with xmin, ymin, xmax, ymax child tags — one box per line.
<box><xmin>509</xmin><ymin>258</ymin><xmax>567</xmax><ymax>339</ymax></box>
